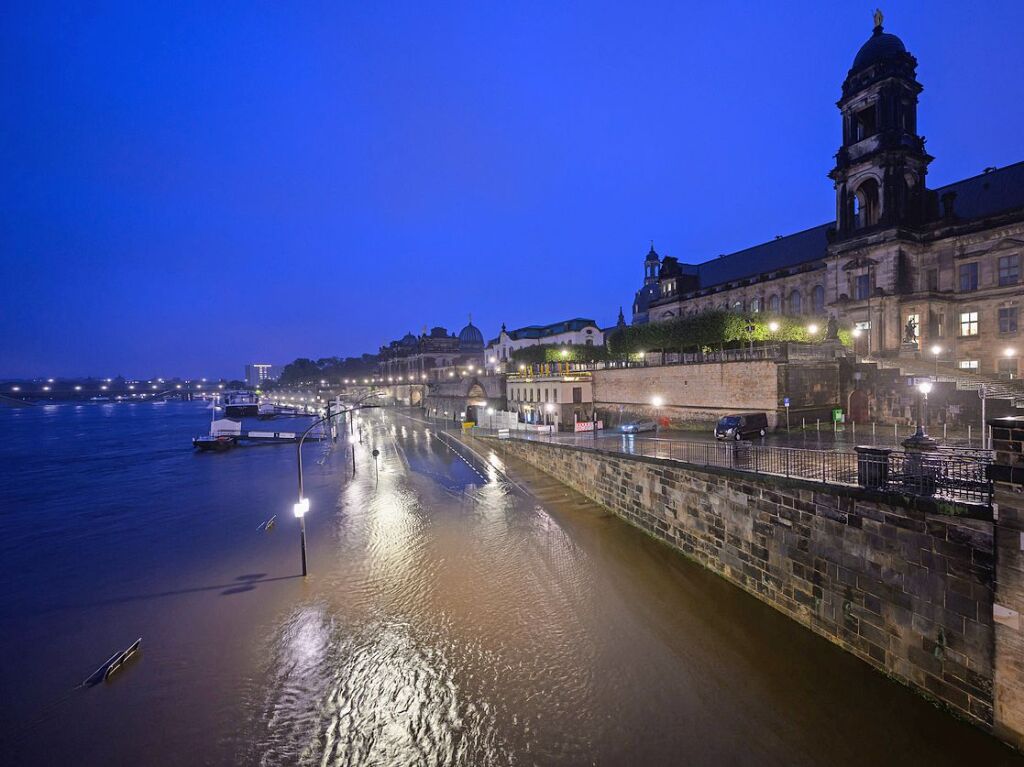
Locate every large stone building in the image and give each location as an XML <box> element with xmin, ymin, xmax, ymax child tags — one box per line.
<box><xmin>377</xmin><ymin>320</ymin><xmax>485</xmax><ymax>381</ymax></box>
<box><xmin>632</xmin><ymin>13</ymin><xmax>1024</xmax><ymax>379</ymax></box>
<box><xmin>484</xmin><ymin>318</ymin><xmax>604</xmax><ymax>373</ymax></box>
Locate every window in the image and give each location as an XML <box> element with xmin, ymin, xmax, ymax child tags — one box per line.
<box><xmin>750</xmin><ymin>298</ymin><xmax>761</xmax><ymax>313</ymax></box>
<box><xmin>999</xmin><ymin>306</ymin><xmax>1018</xmax><ymax>334</ymax></box>
<box><xmin>732</xmin><ymin>300</ymin><xmax>743</xmax><ymax>312</ymax></box>
<box><xmin>959</xmin><ymin>311</ymin><xmax>979</xmax><ymax>336</ymax></box>
<box><xmin>553</xmin><ymin>389</ymin><xmax>557</xmax><ymax>403</ymax></box>
<box><xmin>959</xmin><ymin>262</ymin><xmax>979</xmax><ymax>291</ymax></box>
<box><xmin>853</xmin><ymin>105</ymin><xmax>877</xmax><ymax>141</ymax></box>
<box><xmin>572</xmin><ymin>387</ymin><xmax>583</xmax><ymax>404</ymax></box>
<box><xmin>998</xmin><ymin>358</ymin><xmax>1019</xmax><ymax>379</ymax></box>
<box><xmin>768</xmin><ymin>294</ymin><xmax>780</xmax><ymax>312</ymax></box>
<box><xmin>544</xmin><ymin>388</ymin><xmax>549</xmax><ymax>402</ymax></box>
<box><xmin>812</xmin><ymin>285</ymin><xmax>825</xmax><ymax>314</ymax></box>
<box><xmin>926</xmin><ymin>269</ymin><xmax>938</xmax><ymax>292</ymax></box>
<box><xmin>855</xmin><ymin>274</ymin><xmax>871</xmax><ymax>301</ymax></box>
<box><xmin>999</xmin><ymin>255</ymin><xmax>1020</xmax><ymax>286</ymax></box>
<box><xmin>958</xmin><ymin>359</ymin><xmax>979</xmax><ymax>370</ymax></box>
<box><xmin>788</xmin><ymin>290</ymin><xmax>802</xmax><ymax>315</ymax></box>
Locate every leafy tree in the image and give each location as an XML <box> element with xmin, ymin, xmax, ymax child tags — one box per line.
<box><xmin>510</xmin><ymin>343</ymin><xmax>611</xmax><ymax>365</ymax></box>
<box><xmin>606</xmin><ymin>310</ymin><xmax>846</xmax><ymax>356</ymax></box>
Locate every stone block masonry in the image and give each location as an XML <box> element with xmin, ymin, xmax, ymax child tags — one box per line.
<box><xmin>484</xmin><ymin>436</ymin><xmax>1000</xmax><ymax>735</ymax></box>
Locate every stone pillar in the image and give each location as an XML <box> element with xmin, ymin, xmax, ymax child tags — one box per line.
<box><xmin>990</xmin><ymin>416</ymin><xmax>1024</xmax><ymax>749</ymax></box>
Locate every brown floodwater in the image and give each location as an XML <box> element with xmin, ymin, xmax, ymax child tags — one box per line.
<box><xmin>2</xmin><ymin>404</ymin><xmax>1020</xmax><ymax>765</ymax></box>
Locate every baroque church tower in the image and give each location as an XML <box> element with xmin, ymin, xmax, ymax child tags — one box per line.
<box><xmin>830</xmin><ymin>10</ymin><xmax>932</xmax><ymax>238</ymax></box>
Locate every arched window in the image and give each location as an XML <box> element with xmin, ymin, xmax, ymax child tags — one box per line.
<box><xmin>750</xmin><ymin>297</ymin><xmax>761</xmax><ymax>313</ymax></box>
<box><xmin>854</xmin><ymin>178</ymin><xmax>880</xmax><ymax>228</ymax></box>
<box><xmin>812</xmin><ymin>285</ymin><xmax>825</xmax><ymax>314</ymax></box>
<box><xmin>788</xmin><ymin>290</ymin><xmax>803</xmax><ymax>315</ymax></box>
<box><xmin>768</xmin><ymin>294</ymin><xmax>780</xmax><ymax>313</ymax></box>
<box><xmin>732</xmin><ymin>300</ymin><xmax>744</xmax><ymax>313</ymax></box>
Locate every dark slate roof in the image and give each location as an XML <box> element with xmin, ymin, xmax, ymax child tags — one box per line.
<box><xmin>488</xmin><ymin>318</ymin><xmax>599</xmax><ymax>345</ymax></box>
<box><xmin>935</xmin><ymin>161</ymin><xmax>1024</xmax><ymax>221</ymax></box>
<box><xmin>673</xmin><ymin>162</ymin><xmax>1024</xmax><ymax>293</ymax></box>
<box><xmin>687</xmin><ymin>223</ymin><xmax>832</xmax><ymax>290</ymax></box>
<box><xmin>852</xmin><ymin>27</ymin><xmax>907</xmax><ymax>70</ymax></box>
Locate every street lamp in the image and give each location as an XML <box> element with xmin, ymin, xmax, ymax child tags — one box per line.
<box><xmin>293</xmin><ymin>391</ymin><xmax>384</xmax><ymax>576</ymax></box>
<box><xmin>807</xmin><ymin>323</ymin><xmax>819</xmax><ymax>336</ymax></box>
<box><xmin>768</xmin><ymin>321</ymin><xmax>780</xmax><ymax>333</ymax></box>
<box><xmin>651</xmin><ymin>395</ymin><xmax>664</xmax><ymax>429</ymax></box>
<box><xmin>931</xmin><ymin>344</ymin><xmax>942</xmax><ymax>374</ymax></box>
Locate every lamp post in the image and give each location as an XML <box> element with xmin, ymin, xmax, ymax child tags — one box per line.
<box><xmin>651</xmin><ymin>395</ymin><xmax>664</xmax><ymax>431</ymax></box>
<box><xmin>293</xmin><ymin>391</ymin><xmax>383</xmax><ymax>576</ymax></box>
<box><xmin>931</xmin><ymin>344</ymin><xmax>942</xmax><ymax>375</ymax></box>
<box><xmin>903</xmin><ymin>380</ymin><xmax>935</xmax><ymax>448</ymax></box>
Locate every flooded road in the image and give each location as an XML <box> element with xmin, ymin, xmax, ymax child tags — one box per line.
<box><xmin>1</xmin><ymin>404</ymin><xmax>1020</xmax><ymax>765</ymax></box>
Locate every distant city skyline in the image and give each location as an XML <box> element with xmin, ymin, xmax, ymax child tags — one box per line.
<box><xmin>3</xmin><ymin>1</ymin><xmax>1023</xmax><ymax>378</ymax></box>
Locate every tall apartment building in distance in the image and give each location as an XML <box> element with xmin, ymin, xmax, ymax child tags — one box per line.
<box><xmin>244</xmin><ymin>363</ymin><xmax>276</xmax><ymax>387</ymax></box>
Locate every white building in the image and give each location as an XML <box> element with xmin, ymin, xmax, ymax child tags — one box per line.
<box><xmin>484</xmin><ymin>318</ymin><xmax>604</xmax><ymax>373</ymax></box>
<box><xmin>506</xmin><ymin>370</ymin><xmax>594</xmax><ymax>431</ymax></box>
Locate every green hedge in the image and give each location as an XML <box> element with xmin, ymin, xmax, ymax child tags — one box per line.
<box><xmin>606</xmin><ymin>310</ymin><xmax>842</xmax><ymax>356</ymax></box>
<box><xmin>510</xmin><ymin>343</ymin><xmax>612</xmax><ymax>365</ymax></box>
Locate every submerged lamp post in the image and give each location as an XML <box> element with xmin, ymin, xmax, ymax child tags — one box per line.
<box><xmin>293</xmin><ymin>391</ymin><xmax>383</xmax><ymax>576</ymax></box>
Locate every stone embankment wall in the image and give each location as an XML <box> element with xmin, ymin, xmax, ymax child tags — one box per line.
<box><xmin>485</xmin><ymin>436</ymin><xmax>997</xmax><ymax>732</ymax></box>
<box><xmin>593</xmin><ymin>361</ymin><xmax>781</xmax><ymax>428</ymax></box>
<box><xmin>592</xmin><ymin>359</ymin><xmax>842</xmax><ymax>429</ymax></box>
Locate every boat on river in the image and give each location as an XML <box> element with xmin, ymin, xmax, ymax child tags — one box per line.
<box><xmin>193</xmin><ymin>399</ymin><xmax>241</xmax><ymax>451</ymax></box>
<box><xmin>82</xmin><ymin>637</ymin><xmax>142</xmax><ymax>687</ymax></box>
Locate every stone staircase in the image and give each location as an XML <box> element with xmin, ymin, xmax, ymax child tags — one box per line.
<box><xmin>869</xmin><ymin>357</ymin><xmax>1024</xmax><ymax>404</ymax></box>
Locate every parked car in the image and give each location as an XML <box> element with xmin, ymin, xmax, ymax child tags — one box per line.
<box><xmin>621</xmin><ymin>420</ymin><xmax>658</xmax><ymax>434</ymax></box>
<box><xmin>714</xmin><ymin>412</ymin><xmax>769</xmax><ymax>441</ymax></box>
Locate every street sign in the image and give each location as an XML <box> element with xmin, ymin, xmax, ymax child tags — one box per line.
<box><xmin>783</xmin><ymin>397</ymin><xmax>790</xmax><ymax>407</ymax></box>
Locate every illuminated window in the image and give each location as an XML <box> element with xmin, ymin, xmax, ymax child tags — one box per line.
<box><xmin>958</xmin><ymin>360</ymin><xmax>979</xmax><ymax>370</ymax></box>
<box><xmin>959</xmin><ymin>312</ymin><xmax>979</xmax><ymax>336</ymax></box>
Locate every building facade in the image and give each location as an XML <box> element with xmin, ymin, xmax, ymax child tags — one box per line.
<box><xmin>485</xmin><ymin>318</ymin><xmax>604</xmax><ymax>373</ymax></box>
<box><xmin>506</xmin><ymin>369</ymin><xmax>595</xmax><ymax>430</ymax></box>
<box><xmin>631</xmin><ymin>13</ymin><xmax>1023</xmax><ymax>379</ymax></box>
<box><xmin>377</xmin><ymin>320</ymin><xmax>485</xmax><ymax>382</ymax></box>
<box><xmin>244</xmin><ymin>363</ymin><xmax>276</xmax><ymax>387</ymax></box>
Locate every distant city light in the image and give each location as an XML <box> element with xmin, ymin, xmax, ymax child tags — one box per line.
<box><xmin>11</xmin><ymin>386</ymin><xmax>20</xmax><ymax>392</ymax></box>
<box><xmin>42</xmin><ymin>386</ymin><xmax>50</xmax><ymax>391</ymax></box>
<box><xmin>176</xmin><ymin>384</ymin><xmax>182</xmax><ymax>389</ymax></box>
<box><xmin>74</xmin><ymin>385</ymin><xmax>82</xmax><ymax>391</ymax></box>
<box><xmin>47</xmin><ymin>378</ymin><xmax>54</xmax><ymax>383</ymax></box>
<box><xmin>101</xmin><ymin>385</ymin><xmax>108</xmax><ymax>390</ymax></box>
<box><xmin>129</xmin><ymin>385</ymin><xmax>135</xmax><ymax>390</ymax></box>
<box><xmin>918</xmin><ymin>381</ymin><xmax>933</xmax><ymax>395</ymax></box>
<box><xmin>651</xmin><ymin>396</ymin><xmax>665</xmax><ymax>407</ymax></box>
<box><xmin>768</xmin><ymin>322</ymin><xmax>780</xmax><ymax>333</ymax></box>
<box><xmin>560</xmin><ymin>349</ymin><xmax>569</xmax><ymax>358</ymax></box>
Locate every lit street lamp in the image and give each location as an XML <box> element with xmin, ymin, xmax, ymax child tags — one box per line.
<box><xmin>931</xmin><ymin>344</ymin><xmax>942</xmax><ymax>375</ymax></box>
<box><xmin>293</xmin><ymin>391</ymin><xmax>383</xmax><ymax>576</ymax></box>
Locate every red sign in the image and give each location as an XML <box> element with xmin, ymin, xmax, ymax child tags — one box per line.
<box><xmin>574</xmin><ymin>420</ymin><xmax>604</xmax><ymax>433</ymax></box>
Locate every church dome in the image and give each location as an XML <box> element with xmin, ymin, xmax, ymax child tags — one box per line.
<box><xmin>852</xmin><ymin>23</ymin><xmax>907</xmax><ymax>70</ymax></box>
<box><xmin>400</xmin><ymin>332</ymin><xmax>418</xmax><ymax>347</ymax></box>
<box><xmin>458</xmin><ymin>321</ymin><xmax>484</xmax><ymax>348</ymax></box>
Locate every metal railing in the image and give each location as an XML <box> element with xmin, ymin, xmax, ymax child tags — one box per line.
<box><xmin>509</xmin><ymin>432</ymin><xmax>993</xmax><ymax>510</ymax></box>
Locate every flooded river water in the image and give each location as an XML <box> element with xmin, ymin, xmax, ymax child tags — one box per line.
<box><xmin>0</xmin><ymin>402</ymin><xmax>1019</xmax><ymax>765</ymax></box>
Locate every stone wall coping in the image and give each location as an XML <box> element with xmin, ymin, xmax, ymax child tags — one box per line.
<box><xmin>481</xmin><ymin>435</ymin><xmax>994</xmax><ymax>524</ymax></box>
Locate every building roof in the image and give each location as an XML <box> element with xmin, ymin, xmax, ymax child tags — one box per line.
<box><xmin>488</xmin><ymin>318</ymin><xmax>598</xmax><ymax>345</ymax></box>
<box><xmin>458</xmin><ymin>321</ymin><xmax>484</xmax><ymax>348</ymax></box>
<box><xmin>661</xmin><ymin>162</ymin><xmax>1024</xmax><ymax>295</ymax></box>
<box><xmin>935</xmin><ymin>161</ymin><xmax>1024</xmax><ymax>221</ymax></box>
<box><xmin>852</xmin><ymin>25</ymin><xmax>907</xmax><ymax>71</ymax></box>
<box><xmin>682</xmin><ymin>223</ymin><xmax>832</xmax><ymax>291</ymax></box>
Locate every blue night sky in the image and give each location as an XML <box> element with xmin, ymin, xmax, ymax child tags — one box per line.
<box><xmin>2</xmin><ymin>1</ymin><xmax>1022</xmax><ymax>379</ymax></box>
